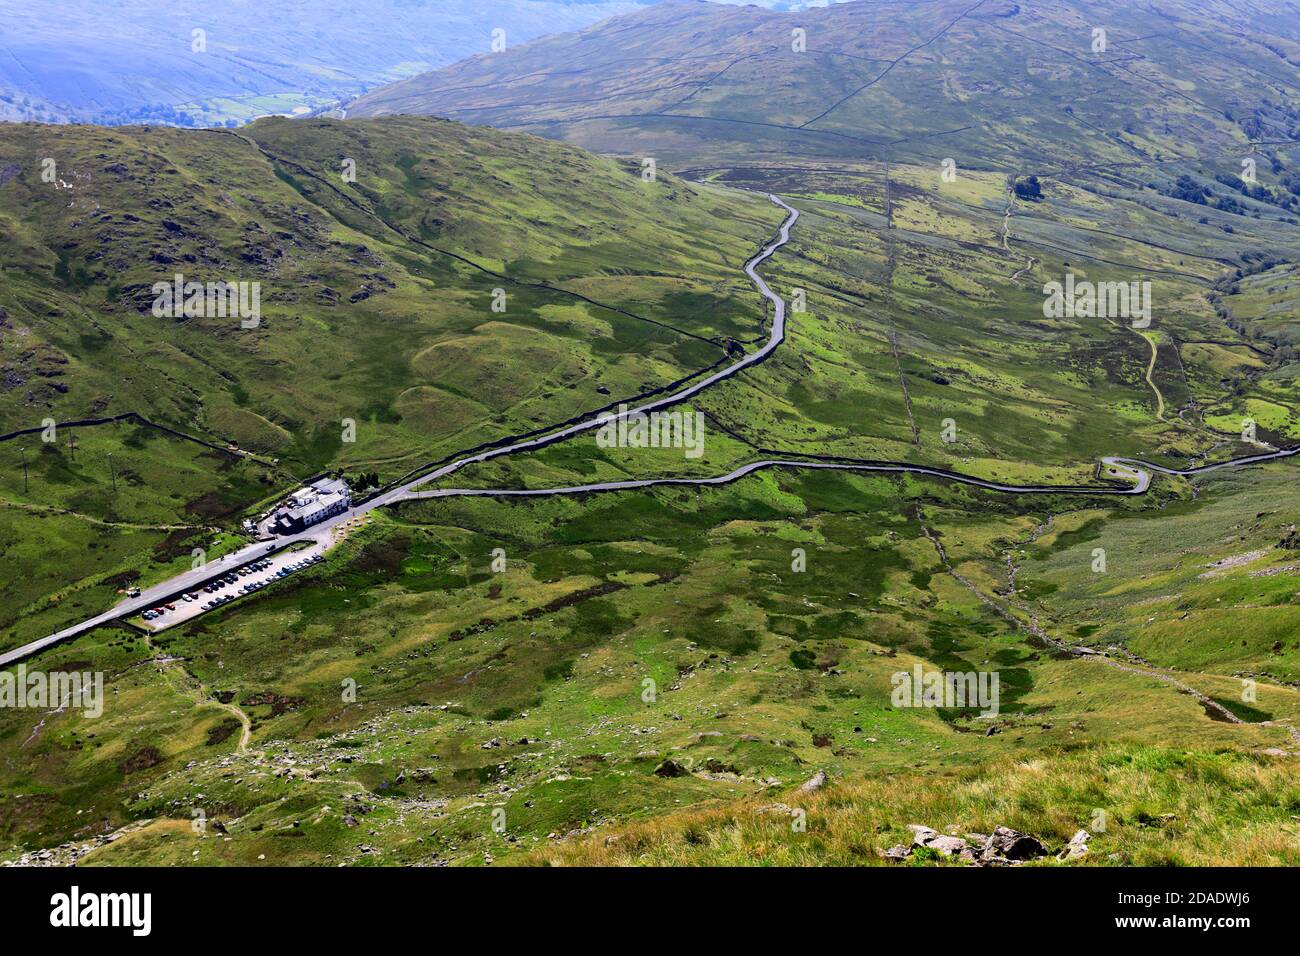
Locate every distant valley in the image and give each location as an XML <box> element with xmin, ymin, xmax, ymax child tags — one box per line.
<box><xmin>0</xmin><ymin>0</ymin><xmax>653</xmax><ymax>126</ymax></box>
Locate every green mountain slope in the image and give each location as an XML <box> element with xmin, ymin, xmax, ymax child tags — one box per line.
<box><xmin>0</xmin><ymin>115</ymin><xmax>779</xmax><ymax>649</ymax></box>
<box><xmin>349</xmin><ymin>0</ymin><xmax>1300</xmax><ymax>169</ymax></box>
<box><xmin>7</xmin><ymin>0</ymin><xmax>1300</xmax><ymax>870</ymax></box>
<box><xmin>0</xmin><ymin>117</ymin><xmax>777</xmax><ymax>468</ymax></box>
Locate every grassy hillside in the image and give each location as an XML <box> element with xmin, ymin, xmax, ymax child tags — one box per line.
<box><xmin>1019</xmin><ymin>463</ymin><xmax>1300</xmax><ymax>681</ymax></box>
<box><xmin>435</xmin><ymin>153</ymin><xmax>1300</xmax><ymax>502</ymax></box>
<box><xmin>0</xmin><ymin>115</ymin><xmax>781</xmax><ymax>651</ymax></box>
<box><xmin>348</xmin><ymin>0</ymin><xmax>1300</xmax><ymax>473</ymax></box>
<box><xmin>6</xmin><ymin>0</ymin><xmax>1300</xmax><ymax>869</ymax></box>
<box><xmin>0</xmin><ymin>117</ymin><xmax>777</xmax><ymax>458</ymax></box>
<box><xmin>8</xmin><ymin>123</ymin><xmax>1300</xmax><ymax>868</ymax></box>
<box><xmin>5</xmin><ymin>459</ymin><xmax>1300</xmax><ymax>866</ymax></box>
<box><xmin>524</xmin><ymin>745</ymin><xmax>1300</xmax><ymax>866</ymax></box>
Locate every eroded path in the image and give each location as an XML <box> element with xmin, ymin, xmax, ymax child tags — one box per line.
<box><xmin>142</xmin><ymin>633</ymin><xmax>253</xmax><ymax>751</ymax></box>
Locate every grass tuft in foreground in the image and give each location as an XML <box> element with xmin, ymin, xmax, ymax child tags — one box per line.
<box><xmin>523</xmin><ymin>745</ymin><xmax>1300</xmax><ymax>867</ymax></box>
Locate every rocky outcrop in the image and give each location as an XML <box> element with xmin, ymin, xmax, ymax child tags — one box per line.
<box><xmin>881</xmin><ymin>823</ymin><xmax>1055</xmax><ymax>866</ymax></box>
<box><xmin>653</xmin><ymin>759</ymin><xmax>688</xmax><ymax>778</ymax></box>
<box><xmin>2</xmin><ymin>819</ymin><xmax>155</xmax><ymax>867</ymax></box>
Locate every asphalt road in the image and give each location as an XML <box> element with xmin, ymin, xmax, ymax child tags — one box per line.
<box><xmin>406</xmin><ymin>458</ymin><xmax>1151</xmax><ymax>502</ymax></box>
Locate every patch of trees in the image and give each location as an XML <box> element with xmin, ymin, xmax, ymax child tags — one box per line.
<box><xmin>86</xmin><ymin>103</ymin><xmax>233</xmax><ymax>128</ymax></box>
<box><xmin>1215</xmin><ymin>173</ymin><xmax>1296</xmax><ymax>211</ymax></box>
<box><xmin>1158</xmin><ymin>172</ymin><xmax>1296</xmax><ymax>217</ymax></box>
<box><xmin>1279</xmin><ymin>172</ymin><xmax>1300</xmax><ymax>198</ymax></box>
<box><xmin>1165</xmin><ymin>174</ymin><xmax>1208</xmax><ymax>204</ymax></box>
<box><xmin>1013</xmin><ymin>175</ymin><xmax>1042</xmax><ymax>201</ymax></box>
<box><xmin>1214</xmin><ymin>193</ymin><xmax>1249</xmax><ymax>215</ymax></box>
<box><xmin>349</xmin><ymin>470</ymin><xmax>381</xmax><ymax>492</ymax></box>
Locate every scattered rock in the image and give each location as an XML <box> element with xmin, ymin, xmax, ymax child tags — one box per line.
<box><xmin>653</xmin><ymin>759</ymin><xmax>688</xmax><ymax>778</ymax></box>
<box><xmin>798</xmin><ymin>770</ymin><xmax>828</xmax><ymax>793</ymax></box>
<box><xmin>907</xmin><ymin>824</ymin><xmax>940</xmax><ymax>845</ymax></box>
<box><xmin>981</xmin><ymin>825</ymin><xmax>1047</xmax><ymax>862</ymax></box>
<box><xmin>927</xmin><ymin>835</ymin><xmax>970</xmax><ymax>856</ymax></box>
<box><xmin>1199</xmin><ymin>549</ymin><xmax>1267</xmax><ymax>578</ymax></box>
<box><xmin>2</xmin><ymin>819</ymin><xmax>155</xmax><ymax>866</ymax></box>
<box><xmin>883</xmin><ymin>823</ymin><xmax>1049</xmax><ymax>866</ymax></box>
<box><xmin>908</xmin><ymin>824</ymin><xmax>970</xmax><ymax>857</ymax></box>
<box><xmin>1058</xmin><ymin>829</ymin><xmax>1090</xmax><ymax>861</ymax></box>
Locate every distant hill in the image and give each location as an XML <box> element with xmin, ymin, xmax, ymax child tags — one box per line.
<box><xmin>0</xmin><ymin>0</ymin><xmax>655</xmax><ymax>127</ymax></box>
<box><xmin>348</xmin><ymin>0</ymin><xmax>1300</xmax><ymax>169</ymax></box>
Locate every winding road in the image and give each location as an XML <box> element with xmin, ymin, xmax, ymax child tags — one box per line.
<box><xmin>2</xmin><ymin>193</ymin><xmax>1295</xmax><ymax>668</ymax></box>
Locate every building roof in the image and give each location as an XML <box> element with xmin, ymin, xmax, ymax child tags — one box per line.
<box><xmin>311</xmin><ymin>477</ymin><xmax>350</xmax><ymax>497</ymax></box>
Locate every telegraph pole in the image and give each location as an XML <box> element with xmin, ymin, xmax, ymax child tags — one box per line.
<box><xmin>20</xmin><ymin>446</ymin><xmax>28</xmax><ymax>494</ymax></box>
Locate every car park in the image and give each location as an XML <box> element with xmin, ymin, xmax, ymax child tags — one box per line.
<box><xmin>140</xmin><ymin>550</ymin><xmax>327</xmax><ymax>622</ymax></box>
